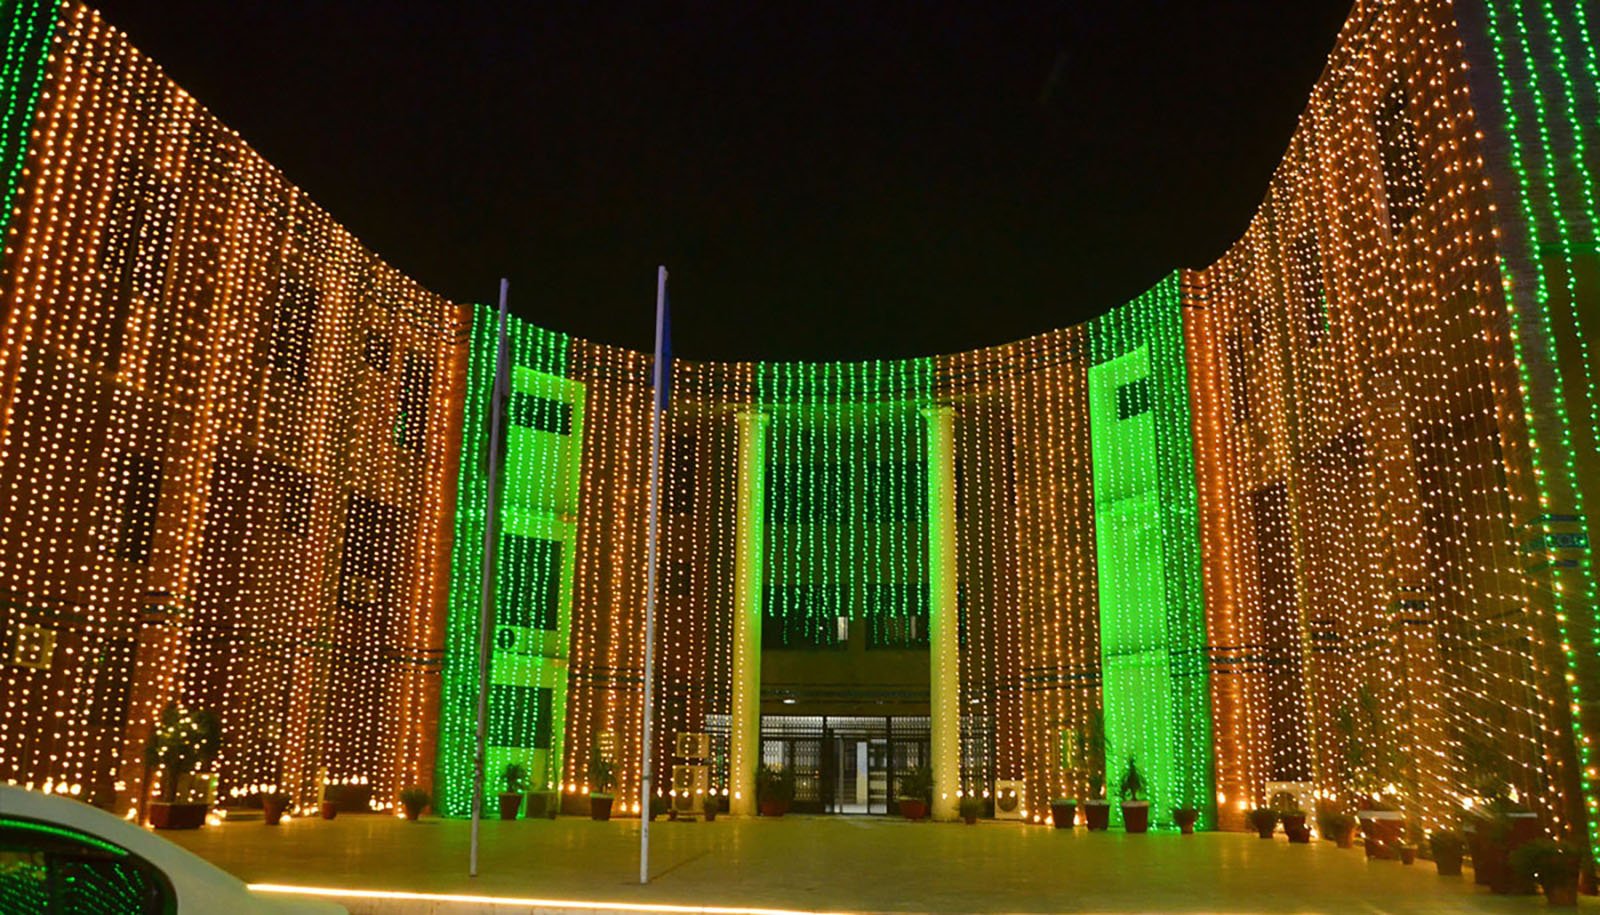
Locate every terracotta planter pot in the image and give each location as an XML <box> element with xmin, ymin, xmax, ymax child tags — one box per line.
<box><xmin>527</xmin><ymin>791</ymin><xmax>559</xmax><ymax>819</ymax></box>
<box><xmin>1121</xmin><ymin>802</ymin><xmax>1150</xmax><ymax>834</ymax></box>
<box><xmin>498</xmin><ymin>792</ymin><xmax>522</xmax><ymax>820</ymax></box>
<box><xmin>704</xmin><ymin>804</ymin><xmax>717</xmax><ymax>822</ymax></box>
<box><xmin>319</xmin><ymin>800</ymin><xmax>337</xmax><ymax>820</ymax></box>
<box><xmin>401</xmin><ymin>799</ymin><xmax>425</xmax><ymax>821</ymax></box>
<box><xmin>759</xmin><ymin>798</ymin><xmax>789</xmax><ymax>817</ymax></box>
<box><xmin>1435</xmin><ymin>852</ymin><xmax>1463</xmax><ymax>877</ymax></box>
<box><xmin>1401</xmin><ymin>846</ymin><xmax>1417</xmax><ymax>865</ymax></box>
<box><xmin>590</xmin><ymin>794</ymin><xmax>614</xmax><ymax>821</ymax></box>
<box><xmin>1084</xmin><ymin>801</ymin><xmax>1110</xmax><ymax>831</ymax></box>
<box><xmin>898</xmin><ymin>798</ymin><xmax>928</xmax><ymax>820</ymax></box>
<box><xmin>262</xmin><ymin>795</ymin><xmax>289</xmax><ymax>826</ymax></box>
<box><xmin>148</xmin><ymin>802</ymin><xmax>207</xmax><ymax>830</ymax></box>
<box><xmin>1358</xmin><ymin>811</ymin><xmax>1404</xmax><ymax>860</ymax></box>
<box><xmin>1050</xmin><ymin>801</ymin><xmax>1077</xmax><ymax>829</ymax></box>
<box><xmin>1173</xmin><ymin>808</ymin><xmax>1198</xmax><ymax>835</ymax></box>
<box><xmin>1474</xmin><ymin>814</ymin><xmax>1540</xmax><ymax>895</ymax></box>
<box><xmin>1281</xmin><ymin>814</ymin><xmax>1308</xmax><ymax>844</ymax></box>
<box><xmin>963</xmin><ymin>813</ymin><xmax>978</xmax><ymax>825</ymax></box>
<box><xmin>1545</xmin><ymin>879</ymin><xmax>1579</xmax><ymax>907</ymax></box>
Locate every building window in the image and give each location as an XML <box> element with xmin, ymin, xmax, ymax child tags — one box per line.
<box><xmin>280</xmin><ymin>468</ymin><xmax>312</xmax><ymax>537</ymax></box>
<box><xmin>270</xmin><ymin>280</ymin><xmax>316</xmax><ymax>386</ymax></box>
<box><xmin>1291</xmin><ymin>232</ymin><xmax>1329</xmax><ymax>345</ymax></box>
<box><xmin>507</xmin><ymin>391</ymin><xmax>572</xmax><ymax>435</ymax></box>
<box><xmin>1115</xmin><ymin>376</ymin><xmax>1153</xmax><ymax>421</ymax></box>
<box><xmin>108</xmin><ymin>453</ymin><xmax>162</xmax><ymax>564</ymax></box>
<box><xmin>488</xmin><ymin>683</ymin><xmax>554</xmax><ymax>750</ymax></box>
<box><xmin>396</xmin><ymin>352</ymin><xmax>431</xmax><ymax>452</ymax></box>
<box><xmin>668</xmin><ymin>435</ymin><xmax>696</xmax><ymax>515</ymax></box>
<box><xmin>1375</xmin><ymin>84</ymin><xmax>1423</xmax><ymax>233</ymax></box>
<box><xmin>500</xmin><ymin>535</ymin><xmax>562</xmax><ymax>632</ymax></box>
<box><xmin>362</xmin><ymin>330</ymin><xmax>392</xmax><ymax>371</ymax></box>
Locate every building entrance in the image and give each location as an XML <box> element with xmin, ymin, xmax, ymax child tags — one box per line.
<box><xmin>759</xmin><ymin>715</ymin><xmax>929</xmax><ymax>814</ymax></box>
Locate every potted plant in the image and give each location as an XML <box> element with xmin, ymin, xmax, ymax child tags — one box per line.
<box><xmin>261</xmin><ymin>790</ymin><xmax>291</xmax><ymax>826</ymax></box>
<box><xmin>1082</xmin><ymin>710</ymin><xmax>1110</xmax><ymax>831</ymax></box>
<box><xmin>499</xmin><ymin>762</ymin><xmax>527</xmax><ymax>821</ymax></box>
<box><xmin>1431</xmin><ymin>829</ymin><xmax>1466</xmax><ymax>876</ymax></box>
<box><xmin>1117</xmin><ymin>757</ymin><xmax>1149</xmax><ymax>834</ymax></box>
<box><xmin>1248</xmin><ymin>807</ymin><xmax>1277</xmax><ymax>839</ymax></box>
<box><xmin>756</xmin><ymin>764</ymin><xmax>794</xmax><ymax>817</ymax></box>
<box><xmin>1316</xmin><ymin>805</ymin><xmax>1355</xmax><ymax>848</ymax></box>
<box><xmin>649</xmin><ymin>794</ymin><xmax>669</xmax><ymax>821</ymax></box>
<box><xmin>1173</xmin><ymin>807</ymin><xmax>1199</xmax><ymax>835</ymax></box>
<box><xmin>703</xmin><ymin>793</ymin><xmax>719</xmax><ymax>822</ymax></box>
<box><xmin>1471</xmin><ymin>797</ymin><xmax>1542</xmax><ymax>893</ymax></box>
<box><xmin>1397</xmin><ymin>840</ymin><xmax>1417</xmax><ymax>865</ymax></box>
<box><xmin>399</xmin><ymin>787</ymin><xmax>428</xmax><ymax>821</ymax></box>
<box><xmin>1511</xmin><ymin>838</ymin><xmax>1581</xmax><ymax>906</ymax></box>
<box><xmin>960</xmin><ymin>795</ymin><xmax>983</xmax><ymax>825</ymax></box>
<box><xmin>897</xmin><ymin>766</ymin><xmax>931</xmax><ymax>820</ymax></box>
<box><xmin>1280</xmin><ymin>806</ymin><xmax>1310</xmax><ymax>843</ymax></box>
<box><xmin>1050</xmin><ymin>797</ymin><xmax>1077</xmax><ymax>829</ymax></box>
<box><xmin>142</xmin><ymin>704</ymin><xmax>221</xmax><ymax>830</ymax></box>
<box><xmin>588</xmin><ymin>745</ymin><xmax>616</xmax><ymax>821</ymax></box>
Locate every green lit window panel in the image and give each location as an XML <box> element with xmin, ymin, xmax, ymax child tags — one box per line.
<box><xmin>507</xmin><ymin>391</ymin><xmax>573</xmax><ymax>436</ymax></box>
<box><xmin>498</xmin><ymin>535</ymin><xmax>561</xmax><ymax>631</ymax></box>
<box><xmin>487</xmin><ymin>683</ymin><xmax>554</xmax><ymax>750</ymax></box>
<box><xmin>1115</xmin><ymin>376</ymin><xmax>1153</xmax><ymax>420</ymax></box>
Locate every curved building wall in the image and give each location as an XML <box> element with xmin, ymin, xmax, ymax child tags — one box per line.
<box><xmin>0</xmin><ymin>0</ymin><xmax>1597</xmax><ymax>847</ymax></box>
<box><xmin>0</xmin><ymin>2</ymin><xmax>466</xmax><ymax>812</ymax></box>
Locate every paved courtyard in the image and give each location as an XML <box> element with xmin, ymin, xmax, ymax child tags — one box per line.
<box><xmin>167</xmin><ymin>813</ymin><xmax>1597</xmax><ymax>914</ymax></box>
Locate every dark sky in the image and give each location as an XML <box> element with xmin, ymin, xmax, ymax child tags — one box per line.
<box><xmin>94</xmin><ymin>1</ymin><xmax>1351</xmax><ymax>362</ymax></box>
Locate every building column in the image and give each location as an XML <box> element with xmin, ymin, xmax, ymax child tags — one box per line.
<box><xmin>729</xmin><ymin>410</ymin><xmax>769</xmax><ymax>816</ymax></box>
<box><xmin>923</xmin><ymin>405</ymin><xmax>960</xmax><ymax>822</ymax></box>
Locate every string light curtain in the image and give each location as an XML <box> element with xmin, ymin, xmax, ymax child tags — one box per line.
<box><xmin>1</xmin><ymin>0</ymin><xmax>1598</xmax><ymax>847</ymax></box>
<box><xmin>0</xmin><ymin>2</ymin><xmax>465</xmax><ymax>814</ymax></box>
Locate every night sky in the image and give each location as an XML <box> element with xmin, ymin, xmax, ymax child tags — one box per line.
<box><xmin>94</xmin><ymin>1</ymin><xmax>1352</xmax><ymax>362</ymax></box>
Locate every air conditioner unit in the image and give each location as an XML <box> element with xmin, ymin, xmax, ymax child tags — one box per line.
<box><xmin>675</xmin><ymin>732</ymin><xmax>710</xmax><ymax>760</ymax></box>
<box><xmin>672</xmin><ymin>764</ymin><xmax>709</xmax><ymax>813</ymax></box>
<box><xmin>993</xmin><ymin>779</ymin><xmax>1026</xmax><ymax>821</ymax></box>
<box><xmin>10</xmin><ymin>625</ymin><xmax>55</xmax><ymax>670</ymax></box>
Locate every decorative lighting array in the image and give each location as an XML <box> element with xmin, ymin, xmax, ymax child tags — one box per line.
<box><xmin>1</xmin><ymin>0</ymin><xmax>1597</xmax><ymax>843</ymax></box>
<box><xmin>0</xmin><ymin>3</ymin><xmax>462</xmax><ymax>815</ymax></box>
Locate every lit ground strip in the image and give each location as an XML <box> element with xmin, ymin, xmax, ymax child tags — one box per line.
<box><xmin>248</xmin><ymin>884</ymin><xmax>855</xmax><ymax>915</ymax></box>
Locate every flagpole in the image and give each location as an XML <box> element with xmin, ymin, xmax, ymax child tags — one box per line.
<box><xmin>471</xmin><ymin>279</ymin><xmax>511</xmax><ymax>878</ymax></box>
<box><xmin>640</xmin><ymin>266</ymin><xmax>668</xmax><ymax>885</ymax></box>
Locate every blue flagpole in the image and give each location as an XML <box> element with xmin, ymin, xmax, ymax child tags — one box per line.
<box><xmin>640</xmin><ymin>266</ymin><xmax>668</xmax><ymax>884</ymax></box>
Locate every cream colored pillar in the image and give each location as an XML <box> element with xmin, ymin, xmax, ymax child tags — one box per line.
<box><xmin>923</xmin><ymin>405</ymin><xmax>960</xmax><ymax>821</ymax></box>
<box><xmin>729</xmin><ymin>410</ymin><xmax>769</xmax><ymax>816</ymax></box>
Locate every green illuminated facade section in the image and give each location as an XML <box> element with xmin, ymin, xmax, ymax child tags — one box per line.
<box><xmin>1088</xmin><ymin>273</ymin><xmax>1212</xmax><ymax>829</ymax></box>
<box><xmin>755</xmin><ymin>359</ymin><xmax>936</xmax><ymax>647</ymax></box>
<box><xmin>437</xmin><ymin>305</ymin><xmax>581</xmax><ymax>816</ymax></box>
<box><xmin>0</xmin><ymin>0</ymin><xmax>56</xmax><ymax>237</ymax></box>
<box><xmin>1474</xmin><ymin>0</ymin><xmax>1600</xmax><ymax>854</ymax></box>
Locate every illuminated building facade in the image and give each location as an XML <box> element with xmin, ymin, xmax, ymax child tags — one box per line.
<box><xmin>2</xmin><ymin>0</ymin><xmax>1598</xmax><ymax>853</ymax></box>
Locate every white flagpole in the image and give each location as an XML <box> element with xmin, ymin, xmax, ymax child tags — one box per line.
<box><xmin>471</xmin><ymin>279</ymin><xmax>511</xmax><ymax>878</ymax></box>
<box><xmin>640</xmin><ymin>266</ymin><xmax>668</xmax><ymax>885</ymax></box>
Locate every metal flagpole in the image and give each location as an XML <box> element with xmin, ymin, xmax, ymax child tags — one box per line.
<box><xmin>640</xmin><ymin>266</ymin><xmax>668</xmax><ymax>885</ymax></box>
<box><xmin>471</xmin><ymin>279</ymin><xmax>511</xmax><ymax>878</ymax></box>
